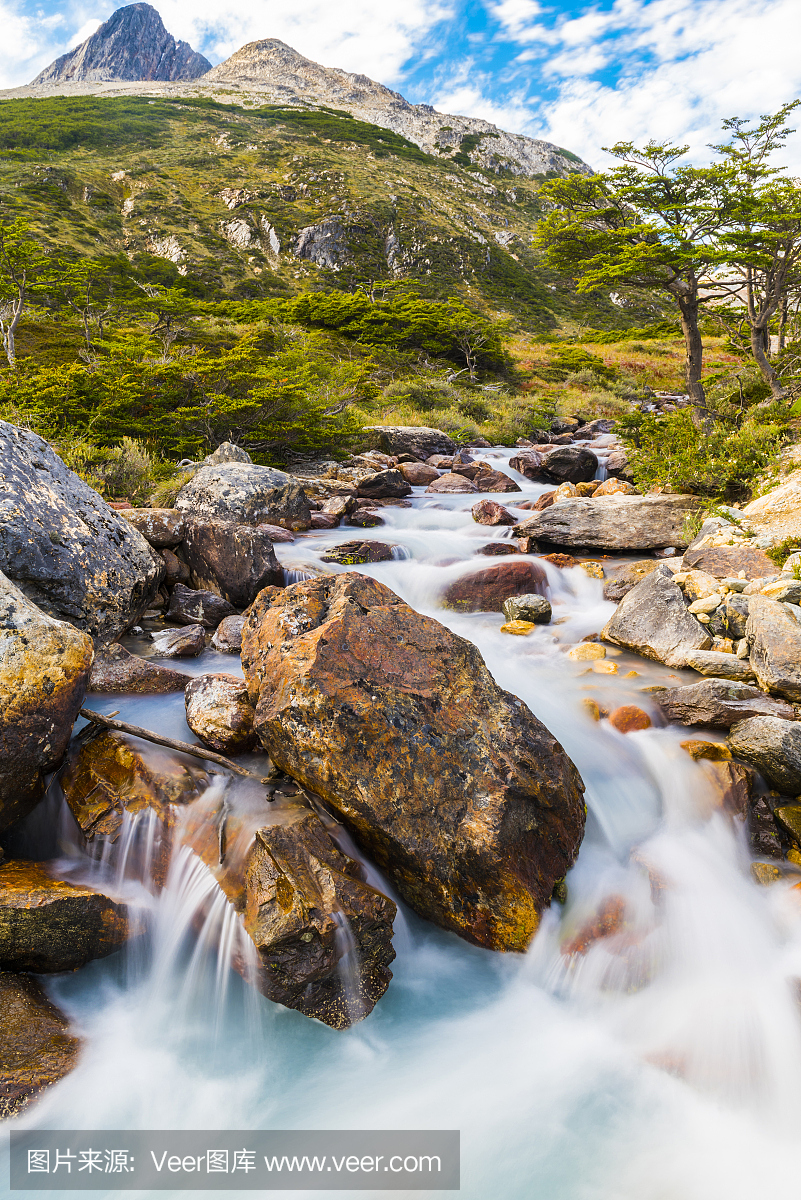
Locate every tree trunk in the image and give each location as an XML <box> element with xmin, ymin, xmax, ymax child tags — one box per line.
<box><xmin>750</xmin><ymin>319</ymin><xmax>786</xmax><ymax>399</ymax></box>
<box><xmin>778</xmin><ymin>294</ymin><xmax>788</xmax><ymax>353</ymax></box>
<box><xmin>676</xmin><ymin>293</ymin><xmax>709</xmax><ymax>427</ymax></box>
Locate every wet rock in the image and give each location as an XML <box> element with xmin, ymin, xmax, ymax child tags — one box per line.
<box><xmin>181</xmin><ymin>517</ymin><xmax>283</xmax><ymax>608</ymax></box>
<box><xmin>426</xmin><ymin>454</ymin><xmax>454</xmax><ymax>469</ymax></box>
<box><xmin>473</xmin><ymin>467</ymin><xmax>522</xmax><ymax>493</ymax></box>
<box><xmin>594</xmin><ymin>478</ymin><xmax>638</xmax><ymax>497</ymax></box>
<box><xmin>609</xmin><ymin>706</ymin><xmax>652</xmax><ymax>733</ymax></box>
<box><xmin>442</xmin><ymin>559</ymin><xmax>548</xmax><ymax>612</ymax></box>
<box><xmin>683</xmin><ymin>650</ymin><xmax>757</xmax><ymax>682</ymax></box>
<box><xmin>310</xmin><ymin>512</ymin><xmax>339</xmax><ymax>529</ymax></box>
<box><xmin>602</xmin><ymin>568</ymin><xmax>711</xmax><ymax>668</ymax></box>
<box><xmin>122</xmin><ymin>508</ymin><xmax>184</xmax><ymax>548</ymax></box>
<box><xmin>581</xmin><ymin>561</ymin><xmax>605</xmax><ymax>580</ymax></box>
<box><xmin>656</xmin><ymin>678</ymin><xmax>795</xmax><ymax>728</ymax></box>
<box><xmin>500</xmin><ymin>620</ymin><xmax>537</xmax><ymax>635</ymax></box>
<box><xmin>211</xmin><ymin>614</ymin><xmax>245</xmax><ymax>653</ymax></box>
<box><xmin>729</xmin><ymin>717</ymin><xmax>801</xmax><ymax>792</ymax></box>
<box><xmin>365</xmin><ymin>426</ymin><xmax>456</xmax><ymax>459</ymax></box>
<box><xmin>576</xmin><ymin>480</ymin><xmax>601</xmax><ymax>497</ymax></box>
<box><xmin>345</xmin><ymin>509</ymin><xmax>384</xmax><ymax>527</ymax></box>
<box><xmin>184</xmin><ymin>673</ymin><xmax>256</xmax><ymax>754</ymax></box>
<box><xmin>540</xmin><ymin>446</ymin><xmax>598</xmax><ymax>485</ymax></box>
<box><xmin>553</xmin><ymin>481</ymin><xmax>579</xmax><ymax>502</ymax></box>
<box><xmin>605</xmin><ymin>450</ymin><xmax>633</xmax><ymax>480</ymax></box>
<box><xmin>745</xmin><ymin>594</ymin><xmax>801</xmax><ymax>702</ymax></box>
<box><xmin>241</xmin><ymin>573</ymin><xmax>586</xmax><ymax>951</ymax></box>
<box><xmin>699</xmin><ymin>759</ymin><xmax>754</xmax><ymax>816</ymax></box>
<box><xmin>89</xmin><ymin>642</ymin><xmax>191</xmax><ymax>693</ymax></box>
<box><xmin>175</xmin><ymin>463</ymin><xmax>312</xmax><ymax>531</ymax></box>
<box><xmin>425</xmin><ymin>472</ymin><xmax>479</xmax><ymax>494</ymax></box>
<box><xmin>0</xmin><ymin>420</ymin><xmax>164</xmax><ymax>643</ymax></box>
<box><xmin>683</xmin><ymin>543</ymin><xmax>777</xmax><ymax>580</ymax></box>
<box><xmin>399</xmin><ymin>462</ymin><xmax>439</xmax><ymax>486</ymax></box>
<box><xmin>0</xmin><ymin>573</ymin><xmax>94</xmax><ymax>832</ymax></box>
<box><xmin>509</xmin><ymin>451</ymin><xmax>545</xmax><ymax>480</ymax></box>
<box><xmin>568</xmin><ymin>643</ymin><xmax>606</xmax><ymax>661</ymax></box>
<box><xmin>167</xmin><ymin>583</ymin><xmax>237</xmax><ymax>629</ymax></box>
<box><xmin>476</xmin><ymin>542</ymin><xmax>519</xmax><ymax>556</ymax></box>
<box><xmin>161</xmin><ymin>547</ymin><xmax>190</xmax><ymax>586</ymax></box>
<box><xmin>502</xmin><ymin>594</ymin><xmax>552</xmax><ymax>624</ymax></box>
<box><xmin>356</xmin><ymin>469</ymin><xmax>412</xmax><ymax>501</ymax></box>
<box><xmin>532</xmin><ymin>491</ymin><xmax>556</xmax><ymax>511</ymax></box>
<box><xmin>541</xmin><ymin>552</ymin><xmax>580</xmax><ymax>569</ymax></box>
<box><xmin>320</xmin><ymin>541</ymin><xmax>395</xmax><ymax>565</ymax></box>
<box><xmin>0</xmin><ymin>860</ymin><xmax>128</xmax><ymax>972</ymax></box>
<box><xmin>257</xmin><ymin>523</ymin><xmax>296</xmax><ymax>543</ymax></box>
<box><xmin>514</xmin><ymin>495</ymin><xmax>701</xmax><ymax>551</ymax></box>
<box><xmin>150</xmin><ymin>624</ymin><xmax>206</xmax><ymax>657</ymax></box>
<box><xmin>602</xmin><ymin>560</ymin><xmax>659</xmax><ymax>602</ymax></box>
<box><xmin>0</xmin><ymin>972</ymin><xmax>81</xmax><ymax>1118</ymax></box>
<box><xmin>562</xmin><ymin>896</ymin><xmax>627</xmax><ymax>956</ymax></box>
<box><xmin>472</xmin><ymin>499</ymin><xmax>515</xmax><ymax>526</ymax></box>
<box><xmin>681</xmin><ymin>739</ymin><xmax>731</xmax><ymax>761</ymax></box>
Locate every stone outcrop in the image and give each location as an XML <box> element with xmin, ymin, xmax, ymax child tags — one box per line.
<box><xmin>514</xmin><ymin>495</ymin><xmax>701</xmax><ymax>551</ymax></box>
<box><xmin>240</xmin><ymin>573</ymin><xmax>586</xmax><ymax>951</ymax></box>
<box><xmin>745</xmin><ymin>594</ymin><xmax>801</xmax><ymax>702</ymax></box>
<box><xmin>728</xmin><ymin>717</ymin><xmax>801</xmax><ymax>793</ymax></box>
<box><xmin>31</xmin><ymin>3</ymin><xmax>211</xmax><ymax>84</ymax></box>
<box><xmin>0</xmin><ymin>421</ymin><xmax>164</xmax><ymax>642</ymax></box>
<box><xmin>167</xmin><ymin>583</ymin><xmax>237</xmax><ymax>629</ymax></box>
<box><xmin>184</xmin><ymin>673</ymin><xmax>257</xmax><ymax>753</ymax></box>
<box><xmin>655</xmin><ymin>679</ymin><xmax>795</xmax><ymax>728</ymax></box>
<box><xmin>122</xmin><ymin>507</ymin><xmax>184</xmax><ymax>548</ymax></box>
<box><xmin>0</xmin><ymin>860</ymin><xmax>128</xmax><ymax>973</ymax></box>
<box><xmin>175</xmin><ymin>462</ymin><xmax>311</xmax><ymax>530</ymax></box>
<box><xmin>365</xmin><ymin>426</ymin><xmax>456</xmax><ymax>459</ymax></box>
<box><xmin>0</xmin><ymin>573</ymin><xmax>94</xmax><ymax>832</ymax></box>
<box><xmin>0</xmin><ymin>972</ymin><xmax>81</xmax><ymax>1118</ymax></box>
<box><xmin>89</xmin><ymin>642</ymin><xmax>191</xmax><ymax>693</ymax></box>
<box><xmin>182</xmin><ymin>518</ymin><xmax>283</xmax><ymax>607</ymax></box>
<box><xmin>683</xmin><ymin>543</ymin><xmax>777</xmax><ymax>580</ymax></box>
<box><xmin>442</xmin><ymin>559</ymin><xmax>548</xmax><ymax>612</ymax></box>
<box><xmin>602</xmin><ymin>568</ymin><xmax>711</xmax><ymax>667</ymax></box>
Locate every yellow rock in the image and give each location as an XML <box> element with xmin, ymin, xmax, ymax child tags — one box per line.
<box><xmin>787</xmin><ymin>846</ymin><xmax>801</xmax><ymax>866</ymax></box>
<box><xmin>567</xmin><ymin>642</ymin><xmax>606</xmax><ymax>661</ymax></box>
<box><xmin>688</xmin><ymin>592</ymin><xmax>724</xmax><ymax>614</ymax></box>
<box><xmin>593</xmin><ymin>660</ymin><xmax>618</xmax><ymax>674</ymax></box>
<box><xmin>500</xmin><ymin>620</ymin><xmax>537</xmax><ymax>636</ymax></box>
<box><xmin>581</xmin><ymin>698</ymin><xmax>601</xmax><ymax>721</ymax></box>
<box><xmin>624</xmin><ymin>670</ymin><xmax>640</xmax><ymax>677</ymax></box>
<box><xmin>553</xmin><ymin>481</ymin><xmax>579</xmax><ymax>502</ymax></box>
<box><xmin>581</xmin><ymin>561</ymin><xmax>605</xmax><ymax>580</ymax></box>
<box><xmin>681</xmin><ymin>739</ymin><xmax>731</xmax><ymax>761</ymax></box>
<box><xmin>751</xmin><ymin>862</ymin><xmax>784</xmax><ymax>886</ymax></box>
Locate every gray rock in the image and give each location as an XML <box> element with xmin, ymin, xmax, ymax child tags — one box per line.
<box><xmin>122</xmin><ymin>508</ymin><xmax>184</xmax><ymax>548</ymax></box>
<box><xmin>150</xmin><ymin>625</ymin><xmax>206</xmax><ymax>658</ymax></box>
<box><xmin>184</xmin><ymin>673</ymin><xmax>256</xmax><ymax>754</ymax></box>
<box><xmin>502</xmin><ymin>594</ymin><xmax>552</xmax><ymax>624</ymax></box>
<box><xmin>683</xmin><ymin>650</ymin><xmax>757</xmax><ymax>682</ymax></box>
<box><xmin>175</xmin><ymin>462</ymin><xmax>311</xmax><ymax>530</ymax></box>
<box><xmin>601</xmin><ymin>568</ymin><xmax>711</xmax><ymax>667</ymax></box>
<box><xmin>88</xmin><ymin>642</ymin><xmax>191</xmax><ymax>693</ymax></box>
<box><xmin>540</xmin><ymin>446</ymin><xmax>598</xmax><ymax>485</ymax></box>
<box><xmin>293</xmin><ymin>217</ymin><xmax>352</xmax><ymax>269</ymax></box>
<box><xmin>729</xmin><ymin>717</ymin><xmax>801</xmax><ymax>792</ymax></box>
<box><xmin>771</xmin><ymin>582</ymin><xmax>801</xmax><ymax>605</ymax></box>
<box><xmin>514</xmin><ymin>495</ymin><xmax>701</xmax><ymax>551</ymax></box>
<box><xmin>745</xmin><ymin>593</ymin><xmax>801</xmax><ymax>702</ymax></box>
<box><xmin>182</xmin><ymin>518</ymin><xmax>283</xmax><ymax>608</ymax></box>
<box><xmin>655</xmin><ymin>678</ymin><xmax>795</xmax><ymax>728</ymax></box>
<box><xmin>718</xmin><ymin>593</ymin><xmax>750</xmax><ymax>640</ymax></box>
<box><xmin>0</xmin><ymin>421</ymin><xmax>164</xmax><ymax>643</ymax></box>
<box><xmin>365</xmin><ymin>426</ymin><xmax>456</xmax><ymax>459</ymax></box>
<box><xmin>210</xmin><ymin>614</ymin><xmax>245</xmax><ymax>653</ymax></box>
<box><xmin>203</xmin><ymin>442</ymin><xmax>252</xmax><ymax>466</ymax></box>
<box><xmin>356</xmin><ymin>470</ymin><xmax>412</xmax><ymax>500</ymax></box>
<box><xmin>602</xmin><ymin>559</ymin><xmax>659</xmax><ymax>601</ymax></box>
<box><xmin>0</xmin><ymin>572</ymin><xmax>94</xmax><ymax>832</ymax></box>
<box><xmin>167</xmin><ymin>584</ymin><xmax>236</xmax><ymax>629</ymax></box>
<box><xmin>508</xmin><ymin>451</ymin><xmax>545</xmax><ymax>480</ymax></box>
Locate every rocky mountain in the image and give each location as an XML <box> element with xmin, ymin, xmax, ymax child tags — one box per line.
<box><xmin>204</xmin><ymin>40</ymin><xmax>586</xmax><ymax>179</ymax></box>
<box><xmin>31</xmin><ymin>3</ymin><xmax>211</xmax><ymax>85</ymax></box>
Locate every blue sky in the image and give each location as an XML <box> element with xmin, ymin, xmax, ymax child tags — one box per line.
<box><xmin>4</xmin><ymin>0</ymin><xmax>801</xmax><ymax>170</ymax></box>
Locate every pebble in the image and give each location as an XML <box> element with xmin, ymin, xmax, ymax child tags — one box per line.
<box><xmin>568</xmin><ymin>643</ymin><xmax>606</xmax><ymax>661</ymax></box>
<box><xmin>500</xmin><ymin>620</ymin><xmax>537</xmax><ymax>636</ymax></box>
<box><xmin>609</xmin><ymin>705</ymin><xmax>652</xmax><ymax>733</ymax></box>
<box><xmin>581</xmin><ymin>562</ymin><xmax>605</xmax><ymax>580</ymax></box>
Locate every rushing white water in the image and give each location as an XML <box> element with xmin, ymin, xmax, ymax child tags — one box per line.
<box><xmin>7</xmin><ymin>446</ymin><xmax>801</xmax><ymax>1199</ymax></box>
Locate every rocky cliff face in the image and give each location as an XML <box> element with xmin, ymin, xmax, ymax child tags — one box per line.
<box><xmin>204</xmin><ymin>40</ymin><xmax>586</xmax><ymax>178</ymax></box>
<box><xmin>31</xmin><ymin>3</ymin><xmax>211</xmax><ymax>85</ymax></box>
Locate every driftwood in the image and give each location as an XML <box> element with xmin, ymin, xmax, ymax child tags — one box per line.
<box><xmin>79</xmin><ymin>708</ymin><xmax>275</xmax><ymax>785</ymax></box>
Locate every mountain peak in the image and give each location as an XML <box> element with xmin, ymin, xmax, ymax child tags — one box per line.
<box><xmin>31</xmin><ymin>3</ymin><xmax>211</xmax><ymax>85</ymax></box>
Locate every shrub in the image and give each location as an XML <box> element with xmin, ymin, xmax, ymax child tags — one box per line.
<box><xmin>62</xmin><ymin>436</ymin><xmax>156</xmax><ymax>503</ymax></box>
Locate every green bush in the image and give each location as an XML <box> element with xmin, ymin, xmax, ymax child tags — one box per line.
<box><xmin>61</xmin><ymin>436</ymin><xmax>156</xmax><ymax>503</ymax></box>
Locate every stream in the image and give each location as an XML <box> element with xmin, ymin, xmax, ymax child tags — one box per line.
<box><xmin>6</xmin><ymin>447</ymin><xmax>801</xmax><ymax>1199</ymax></box>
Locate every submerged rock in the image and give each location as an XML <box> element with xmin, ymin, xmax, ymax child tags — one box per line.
<box><xmin>150</xmin><ymin>624</ymin><xmax>206</xmax><ymax>657</ymax></box>
<box><xmin>89</xmin><ymin>642</ymin><xmax>191</xmax><ymax>693</ymax></box>
<box><xmin>728</xmin><ymin>717</ymin><xmax>801</xmax><ymax>793</ymax></box>
<box><xmin>241</xmin><ymin>573</ymin><xmax>586</xmax><ymax>951</ymax></box>
<box><xmin>0</xmin><ymin>572</ymin><xmax>94</xmax><ymax>832</ymax></box>
<box><xmin>320</xmin><ymin>541</ymin><xmax>395</xmax><ymax>565</ymax></box>
<box><xmin>442</xmin><ymin>559</ymin><xmax>548</xmax><ymax>612</ymax></box>
<box><xmin>655</xmin><ymin>678</ymin><xmax>795</xmax><ymax>728</ymax></box>
<box><xmin>0</xmin><ymin>860</ymin><xmax>128</xmax><ymax>973</ymax></box>
<box><xmin>602</xmin><ymin>568</ymin><xmax>711</xmax><ymax>668</ymax></box>
<box><xmin>501</xmin><ymin>594</ymin><xmax>552</xmax><ymax>624</ymax></box>
<box><xmin>184</xmin><ymin>673</ymin><xmax>257</xmax><ymax>754</ymax></box>
<box><xmin>182</xmin><ymin>517</ymin><xmax>283</xmax><ymax>607</ymax></box>
<box><xmin>176</xmin><ymin>463</ymin><xmax>312</xmax><ymax>531</ymax></box>
<box><xmin>167</xmin><ymin>583</ymin><xmax>237</xmax><ymax>629</ymax></box>
<box><xmin>745</xmin><ymin>594</ymin><xmax>801</xmax><ymax>702</ymax></box>
<box><xmin>514</xmin><ymin>495</ymin><xmax>701</xmax><ymax>551</ymax></box>
<box><xmin>0</xmin><ymin>420</ymin><xmax>163</xmax><ymax>642</ymax></box>
<box><xmin>0</xmin><ymin>972</ymin><xmax>81</xmax><ymax>1118</ymax></box>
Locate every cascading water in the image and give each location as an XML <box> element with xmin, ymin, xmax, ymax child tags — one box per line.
<box><xmin>7</xmin><ymin>445</ymin><xmax>801</xmax><ymax>1199</ymax></box>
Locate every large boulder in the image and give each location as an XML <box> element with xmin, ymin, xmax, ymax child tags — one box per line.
<box><xmin>240</xmin><ymin>573</ymin><xmax>586</xmax><ymax>951</ymax></box>
<box><xmin>683</xmin><ymin>543</ymin><xmax>777</xmax><ymax>580</ymax></box>
<box><xmin>0</xmin><ymin>972</ymin><xmax>80</xmax><ymax>1118</ymax></box>
<box><xmin>0</xmin><ymin>421</ymin><xmax>164</xmax><ymax>642</ymax></box>
<box><xmin>122</xmin><ymin>508</ymin><xmax>184</xmax><ymax>548</ymax></box>
<box><xmin>745</xmin><ymin>594</ymin><xmax>801</xmax><ymax>702</ymax></box>
<box><xmin>181</xmin><ymin>517</ymin><xmax>283</xmax><ymax>607</ymax></box>
<box><xmin>602</xmin><ymin>568</ymin><xmax>711</xmax><ymax>667</ymax></box>
<box><xmin>0</xmin><ymin>573</ymin><xmax>94</xmax><ymax>832</ymax></box>
<box><xmin>426</xmin><ymin>472</ymin><xmax>479</xmax><ymax>494</ymax></box>
<box><xmin>509</xmin><ymin>451</ymin><xmax>545</xmax><ymax>480</ymax></box>
<box><xmin>442</xmin><ymin>559</ymin><xmax>548</xmax><ymax>612</ymax></box>
<box><xmin>540</xmin><ymin>446</ymin><xmax>598</xmax><ymax>485</ymax></box>
<box><xmin>184</xmin><ymin>673</ymin><xmax>257</xmax><ymax>753</ymax></box>
<box><xmin>175</xmin><ymin>463</ymin><xmax>312</xmax><ymax>530</ymax></box>
<box><xmin>728</xmin><ymin>717</ymin><xmax>801</xmax><ymax>793</ymax></box>
<box><xmin>356</xmin><ymin>470</ymin><xmax>412</xmax><ymax>500</ymax></box>
<box><xmin>89</xmin><ymin>642</ymin><xmax>191</xmax><ymax>693</ymax></box>
<box><xmin>602</xmin><ymin>560</ymin><xmax>659</xmax><ymax>602</ymax></box>
<box><xmin>655</xmin><ymin>679</ymin><xmax>795</xmax><ymax>728</ymax></box>
<box><xmin>472</xmin><ymin>500</ymin><xmax>515</xmax><ymax>526</ymax></box>
<box><xmin>0</xmin><ymin>860</ymin><xmax>128</xmax><ymax>973</ymax></box>
<box><xmin>684</xmin><ymin>650</ymin><xmax>757</xmax><ymax>682</ymax></box>
<box><xmin>365</xmin><ymin>426</ymin><xmax>456</xmax><ymax>459</ymax></box>
<box><xmin>514</xmin><ymin>494</ymin><xmax>701</xmax><ymax>551</ymax></box>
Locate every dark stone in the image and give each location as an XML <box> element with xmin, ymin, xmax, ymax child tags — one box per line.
<box><xmin>320</xmin><ymin>541</ymin><xmax>395</xmax><ymax>565</ymax></box>
<box><xmin>345</xmin><ymin>510</ymin><xmax>384</xmax><ymax>528</ymax></box>
<box><xmin>167</xmin><ymin>583</ymin><xmax>237</xmax><ymax>629</ymax></box>
<box><xmin>365</xmin><ymin>426</ymin><xmax>456</xmax><ymax>459</ymax></box>
<box><xmin>89</xmin><ymin>642</ymin><xmax>191</xmax><ymax>693</ymax></box>
<box><xmin>161</xmin><ymin>548</ymin><xmax>190</xmax><ymax>586</ymax></box>
<box><xmin>729</xmin><ymin>717</ymin><xmax>801</xmax><ymax>792</ymax></box>
<box><xmin>182</xmin><ymin>517</ymin><xmax>283</xmax><ymax>608</ymax></box>
<box><xmin>175</xmin><ymin>463</ymin><xmax>312</xmax><ymax>531</ymax></box>
<box><xmin>655</xmin><ymin>679</ymin><xmax>795</xmax><ymax>728</ymax></box>
<box><xmin>540</xmin><ymin>446</ymin><xmax>598</xmax><ymax>484</ymax></box>
<box><xmin>211</xmin><ymin>614</ymin><xmax>245</xmax><ymax>653</ymax></box>
<box><xmin>472</xmin><ymin>500</ymin><xmax>515</xmax><ymax>526</ymax></box>
<box><xmin>442</xmin><ymin>559</ymin><xmax>549</xmax><ymax>612</ymax></box>
<box><xmin>509</xmin><ymin>451</ymin><xmax>545</xmax><ymax>480</ymax></box>
<box><xmin>477</xmin><ymin>542</ymin><xmax>520</xmax><ymax>556</ymax></box>
<box><xmin>0</xmin><ymin>972</ymin><xmax>80</xmax><ymax>1118</ymax></box>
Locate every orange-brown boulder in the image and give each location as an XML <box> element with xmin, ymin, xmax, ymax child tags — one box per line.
<box><xmin>0</xmin><ymin>972</ymin><xmax>81</xmax><ymax>1118</ymax></box>
<box><xmin>240</xmin><ymin>573</ymin><xmax>586</xmax><ymax>951</ymax></box>
<box><xmin>608</xmin><ymin>705</ymin><xmax>652</xmax><ymax>733</ymax></box>
<box><xmin>442</xmin><ymin>559</ymin><xmax>548</xmax><ymax>612</ymax></box>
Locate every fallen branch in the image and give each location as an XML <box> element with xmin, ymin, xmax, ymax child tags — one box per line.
<box><xmin>79</xmin><ymin>708</ymin><xmax>275</xmax><ymax>785</ymax></box>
